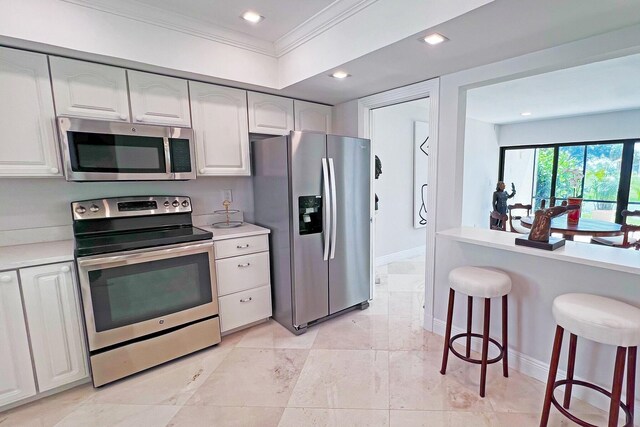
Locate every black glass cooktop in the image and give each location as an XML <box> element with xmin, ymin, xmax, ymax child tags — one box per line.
<box><xmin>75</xmin><ymin>226</ymin><xmax>212</xmax><ymax>257</ymax></box>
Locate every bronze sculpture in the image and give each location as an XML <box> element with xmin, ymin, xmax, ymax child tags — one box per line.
<box><xmin>515</xmin><ymin>204</ymin><xmax>578</xmax><ymax>250</ymax></box>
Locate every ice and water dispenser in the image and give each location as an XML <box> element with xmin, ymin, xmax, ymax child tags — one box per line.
<box><xmin>298</xmin><ymin>196</ymin><xmax>323</xmax><ymax>235</ymax></box>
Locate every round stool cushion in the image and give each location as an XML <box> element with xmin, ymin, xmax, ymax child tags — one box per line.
<box><xmin>448</xmin><ymin>266</ymin><xmax>512</xmax><ymax>298</ymax></box>
<box><xmin>553</xmin><ymin>293</ymin><xmax>640</xmax><ymax>347</ymax></box>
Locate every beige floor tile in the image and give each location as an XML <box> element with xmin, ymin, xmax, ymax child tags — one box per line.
<box><xmin>389</xmin><ymin>350</ymin><xmax>493</xmax><ymax>411</ymax></box>
<box><xmin>390</xmin><ymin>410</ymin><xmax>497</xmax><ymax>427</ymax></box>
<box><xmin>185</xmin><ymin>348</ymin><xmax>308</xmax><ymax>407</ymax></box>
<box><xmin>86</xmin><ymin>344</ymin><xmax>231</xmax><ymax>406</ymax></box>
<box><xmin>388</xmin><ymin>317</ymin><xmax>441</xmax><ymax>351</ymax></box>
<box><xmin>361</xmin><ymin>292</ymin><xmax>389</xmax><ymax>316</ymax></box>
<box><xmin>386</xmin><ymin>274</ymin><xmax>424</xmax><ymax>292</ymax></box>
<box><xmin>494</xmin><ymin>411</ymin><xmax>612</xmax><ymax>427</ymax></box>
<box><xmin>376</xmin><ymin>265</ymin><xmax>389</xmax><ymax>275</ymax></box>
<box><xmin>387</xmin><ymin>261</ymin><xmax>425</xmax><ymax>275</ymax></box>
<box><xmin>278</xmin><ymin>408</ymin><xmax>389</xmax><ymax>427</ymax></box>
<box><xmin>56</xmin><ymin>403</ymin><xmax>180</xmax><ymax>427</ymax></box>
<box><xmin>167</xmin><ymin>406</ymin><xmax>284</xmax><ymax>427</ymax></box>
<box><xmin>388</xmin><ymin>291</ymin><xmax>424</xmax><ymax>319</ymax></box>
<box><xmin>288</xmin><ymin>349</ymin><xmax>389</xmax><ymax>409</ymax></box>
<box><xmin>313</xmin><ymin>314</ymin><xmax>389</xmax><ymax>350</ymax></box>
<box><xmin>236</xmin><ymin>320</ymin><xmax>319</xmax><ymax>349</ymax></box>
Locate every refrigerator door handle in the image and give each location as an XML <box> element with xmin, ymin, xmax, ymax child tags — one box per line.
<box><xmin>322</xmin><ymin>158</ymin><xmax>331</xmax><ymax>261</ymax></box>
<box><xmin>329</xmin><ymin>157</ymin><xmax>338</xmax><ymax>260</ymax></box>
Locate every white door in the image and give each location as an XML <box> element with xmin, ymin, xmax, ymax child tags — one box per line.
<box><xmin>0</xmin><ymin>47</ymin><xmax>61</xmax><ymax>177</ymax></box>
<box><xmin>0</xmin><ymin>271</ymin><xmax>36</xmax><ymax>407</ymax></box>
<box><xmin>247</xmin><ymin>92</ymin><xmax>294</xmax><ymax>135</ymax></box>
<box><xmin>20</xmin><ymin>263</ymin><xmax>88</xmax><ymax>392</ymax></box>
<box><xmin>128</xmin><ymin>70</ymin><xmax>191</xmax><ymax>127</ymax></box>
<box><xmin>50</xmin><ymin>56</ymin><xmax>130</xmax><ymax>122</ymax></box>
<box><xmin>294</xmin><ymin>100</ymin><xmax>332</xmax><ymax>133</ymax></box>
<box><xmin>189</xmin><ymin>82</ymin><xmax>250</xmax><ymax>176</ymax></box>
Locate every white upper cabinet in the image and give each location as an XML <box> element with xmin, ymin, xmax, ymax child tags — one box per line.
<box><xmin>248</xmin><ymin>92</ymin><xmax>294</xmax><ymax>135</ymax></box>
<box><xmin>127</xmin><ymin>70</ymin><xmax>191</xmax><ymax>127</ymax></box>
<box><xmin>20</xmin><ymin>263</ymin><xmax>88</xmax><ymax>392</ymax></box>
<box><xmin>189</xmin><ymin>82</ymin><xmax>250</xmax><ymax>176</ymax></box>
<box><xmin>294</xmin><ymin>100</ymin><xmax>332</xmax><ymax>133</ymax></box>
<box><xmin>0</xmin><ymin>47</ymin><xmax>61</xmax><ymax>177</ymax></box>
<box><xmin>0</xmin><ymin>271</ymin><xmax>36</xmax><ymax>407</ymax></box>
<box><xmin>50</xmin><ymin>56</ymin><xmax>130</xmax><ymax>122</ymax></box>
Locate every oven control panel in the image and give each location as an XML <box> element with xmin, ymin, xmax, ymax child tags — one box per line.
<box><xmin>72</xmin><ymin>196</ymin><xmax>192</xmax><ymax>220</ymax></box>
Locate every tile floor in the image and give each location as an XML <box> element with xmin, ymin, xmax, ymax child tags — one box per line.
<box><xmin>0</xmin><ymin>257</ymin><xmax>609</xmax><ymax>426</ymax></box>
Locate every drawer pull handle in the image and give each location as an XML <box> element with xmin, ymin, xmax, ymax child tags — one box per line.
<box><xmin>238</xmin><ymin>263</ymin><xmax>251</xmax><ymax>268</ymax></box>
<box><xmin>0</xmin><ymin>275</ymin><xmax>12</xmax><ymax>283</ymax></box>
<box><xmin>237</xmin><ymin>244</ymin><xmax>250</xmax><ymax>249</ymax></box>
<box><xmin>240</xmin><ymin>297</ymin><xmax>253</xmax><ymax>303</ymax></box>
<box><xmin>60</xmin><ymin>266</ymin><xmax>70</xmax><ymax>273</ymax></box>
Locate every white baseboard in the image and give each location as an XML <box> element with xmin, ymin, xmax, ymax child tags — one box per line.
<box><xmin>432</xmin><ymin>318</ymin><xmax>640</xmax><ymax>418</ymax></box>
<box><xmin>375</xmin><ymin>246</ymin><xmax>426</xmax><ymax>266</ymax></box>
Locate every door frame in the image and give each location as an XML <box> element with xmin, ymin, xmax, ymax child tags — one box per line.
<box><xmin>358</xmin><ymin>77</ymin><xmax>440</xmax><ymax>331</ymax></box>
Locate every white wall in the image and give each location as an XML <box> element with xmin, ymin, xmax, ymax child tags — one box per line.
<box><xmin>498</xmin><ymin>108</ymin><xmax>640</xmax><ymax>146</ymax></box>
<box><xmin>371</xmin><ymin>99</ymin><xmax>429</xmax><ymax>260</ymax></box>
<box><xmin>0</xmin><ymin>177</ymin><xmax>253</xmax><ymax>245</ymax></box>
<box><xmin>461</xmin><ymin>118</ymin><xmax>499</xmax><ymax>228</ymax></box>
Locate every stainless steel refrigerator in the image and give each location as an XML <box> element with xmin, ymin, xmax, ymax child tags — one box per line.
<box><xmin>252</xmin><ymin>131</ymin><xmax>371</xmax><ymax>335</ymax></box>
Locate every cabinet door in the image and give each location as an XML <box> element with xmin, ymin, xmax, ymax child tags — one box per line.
<box><xmin>0</xmin><ymin>47</ymin><xmax>61</xmax><ymax>177</ymax></box>
<box><xmin>190</xmin><ymin>82</ymin><xmax>250</xmax><ymax>176</ymax></box>
<box><xmin>248</xmin><ymin>92</ymin><xmax>294</xmax><ymax>135</ymax></box>
<box><xmin>128</xmin><ymin>70</ymin><xmax>191</xmax><ymax>127</ymax></box>
<box><xmin>294</xmin><ymin>100</ymin><xmax>332</xmax><ymax>133</ymax></box>
<box><xmin>50</xmin><ymin>56</ymin><xmax>130</xmax><ymax>121</ymax></box>
<box><xmin>20</xmin><ymin>263</ymin><xmax>88</xmax><ymax>392</ymax></box>
<box><xmin>0</xmin><ymin>271</ymin><xmax>36</xmax><ymax>406</ymax></box>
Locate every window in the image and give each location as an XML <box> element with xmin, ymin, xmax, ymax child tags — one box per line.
<box><xmin>499</xmin><ymin>139</ymin><xmax>638</xmax><ymax>223</ymax></box>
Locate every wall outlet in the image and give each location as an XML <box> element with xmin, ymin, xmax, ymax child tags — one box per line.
<box><xmin>222</xmin><ymin>189</ymin><xmax>233</xmax><ymax>202</ymax></box>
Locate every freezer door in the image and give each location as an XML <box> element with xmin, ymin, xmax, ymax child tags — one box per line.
<box><xmin>290</xmin><ymin>131</ymin><xmax>330</xmax><ymax>326</ymax></box>
<box><xmin>327</xmin><ymin>135</ymin><xmax>371</xmax><ymax>314</ymax></box>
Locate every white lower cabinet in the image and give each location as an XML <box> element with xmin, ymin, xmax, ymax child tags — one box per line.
<box><xmin>215</xmin><ymin>234</ymin><xmax>272</xmax><ymax>333</ymax></box>
<box><xmin>20</xmin><ymin>262</ymin><xmax>88</xmax><ymax>392</ymax></box>
<box><xmin>0</xmin><ymin>271</ymin><xmax>36</xmax><ymax>407</ymax></box>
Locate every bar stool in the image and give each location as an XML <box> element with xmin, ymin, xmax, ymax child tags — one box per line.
<box><xmin>540</xmin><ymin>293</ymin><xmax>640</xmax><ymax>427</ymax></box>
<box><xmin>440</xmin><ymin>266</ymin><xmax>512</xmax><ymax>397</ymax></box>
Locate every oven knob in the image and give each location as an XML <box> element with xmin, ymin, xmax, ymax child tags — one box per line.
<box><xmin>181</xmin><ymin>200</ymin><xmax>189</xmax><ymax>207</ymax></box>
<box><xmin>75</xmin><ymin>206</ymin><xmax>86</xmax><ymax>214</ymax></box>
<box><xmin>90</xmin><ymin>204</ymin><xmax>100</xmax><ymax>213</ymax></box>
<box><xmin>172</xmin><ymin>200</ymin><xmax>180</xmax><ymax>207</ymax></box>
<box><xmin>164</xmin><ymin>201</ymin><xmax>170</xmax><ymax>208</ymax></box>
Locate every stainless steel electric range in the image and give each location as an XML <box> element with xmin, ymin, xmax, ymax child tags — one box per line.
<box><xmin>71</xmin><ymin>196</ymin><xmax>220</xmax><ymax>387</ymax></box>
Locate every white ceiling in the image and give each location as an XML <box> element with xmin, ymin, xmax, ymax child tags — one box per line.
<box><xmin>132</xmin><ymin>0</ymin><xmax>335</xmax><ymax>42</ymax></box>
<box><xmin>466</xmin><ymin>53</ymin><xmax>640</xmax><ymax>124</ymax></box>
<box><xmin>281</xmin><ymin>0</ymin><xmax>640</xmax><ymax>104</ymax></box>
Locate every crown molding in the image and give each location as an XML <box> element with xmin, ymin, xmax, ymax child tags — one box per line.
<box><xmin>61</xmin><ymin>0</ymin><xmax>276</xmax><ymax>57</ymax></box>
<box><xmin>274</xmin><ymin>0</ymin><xmax>379</xmax><ymax>57</ymax></box>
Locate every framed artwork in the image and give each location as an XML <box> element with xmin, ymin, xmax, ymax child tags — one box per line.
<box><xmin>414</xmin><ymin>121</ymin><xmax>429</xmax><ymax>228</ymax></box>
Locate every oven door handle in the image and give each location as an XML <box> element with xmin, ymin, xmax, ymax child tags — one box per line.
<box><xmin>77</xmin><ymin>241</ymin><xmax>213</xmax><ymax>268</ymax></box>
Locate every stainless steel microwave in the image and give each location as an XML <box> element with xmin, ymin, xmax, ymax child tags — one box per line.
<box><xmin>58</xmin><ymin>117</ymin><xmax>196</xmax><ymax>181</ymax></box>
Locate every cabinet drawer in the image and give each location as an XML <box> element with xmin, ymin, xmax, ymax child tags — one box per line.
<box><xmin>214</xmin><ymin>235</ymin><xmax>269</xmax><ymax>259</ymax></box>
<box><xmin>219</xmin><ymin>285</ymin><xmax>272</xmax><ymax>333</ymax></box>
<box><xmin>216</xmin><ymin>252</ymin><xmax>270</xmax><ymax>296</ymax></box>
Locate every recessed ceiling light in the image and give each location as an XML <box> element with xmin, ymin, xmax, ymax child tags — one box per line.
<box><xmin>423</xmin><ymin>33</ymin><xmax>448</xmax><ymax>45</ymax></box>
<box><xmin>521</xmin><ymin>112</ymin><xmax>532</xmax><ymax>116</ymax></box>
<box><xmin>241</xmin><ymin>11</ymin><xmax>264</xmax><ymax>24</ymax></box>
<box><xmin>330</xmin><ymin>71</ymin><xmax>351</xmax><ymax>79</ymax></box>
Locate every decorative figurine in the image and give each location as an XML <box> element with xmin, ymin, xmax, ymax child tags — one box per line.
<box><xmin>515</xmin><ymin>205</ymin><xmax>578</xmax><ymax>250</ymax></box>
<box><xmin>492</xmin><ymin>181</ymin><xmax>516</xmax><ymax>228</ymax></box>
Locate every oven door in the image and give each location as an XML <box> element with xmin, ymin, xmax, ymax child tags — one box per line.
<box><xmin>77</xmin><ymin>241</ymin><xmax>218</xmax><ymax>351</ymax></box>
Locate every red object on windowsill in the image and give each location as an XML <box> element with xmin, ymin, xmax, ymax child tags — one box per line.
<box><xmin>567</xmin><ymin>197</ymin><xmax>582</xmax><ymax>224</ymax></box>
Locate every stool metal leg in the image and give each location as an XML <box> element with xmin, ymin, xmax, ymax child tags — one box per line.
<box><xmin>540</xmin><ymin>325</ymin><xmax>564</xmax><ymax>427</ymax></box>
<box><xmin>502</xmin><ymin>295</ymin><xmax>509</xmax><ymax>378</ymax></box>
<box><xmin>480</xmin><ymin>298</ymin><xmax>491</xmax><ymax>398</ymax></box>
<box><xmin>563</xmin><ymin>334</ymin><xmax>578</xmax><ymax>409</ymax></box>
<box><xmin>609</xmin><ymin>346</ymin><xmax>627</xmax><ymax>427</ymax></box>
<box><xmin>628</xmin><ymin>346</ymin><xmax>637</xmax><ymax>420</ymax></box>
<box><xmin>440</xmin><ymin>288</ymin><xmax>455</xmax><ymax>375</ymax></box>
<box><xmin>466</xmin><ymin>296</ymin><xmax>473</xmax><ymax>358</ymax></box>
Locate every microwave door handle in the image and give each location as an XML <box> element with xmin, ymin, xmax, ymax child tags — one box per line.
<box><xmin>163</xmin><ymin>137</ymin><xmax>172</xmax><ymax>176</ymax></box>
<box><xmin>321</xmin><ymin>158</ymin><xmax>331</xmax><ymax>261</ymax></box>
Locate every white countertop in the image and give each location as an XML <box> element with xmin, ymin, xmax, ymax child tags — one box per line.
<box><xmin>438</xmin><ymin>227</ymin><xmax>640</xmax><ymax>275</ymax></box>
<box><xmin>0</xmin><ymin>240</ymin><xmax>74</xmax><ymax>271</ymax></box>
<box><xmin>198</xmin><ymin>223</ymin><xmax>270</xmax><ymax>241</ymax></box>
